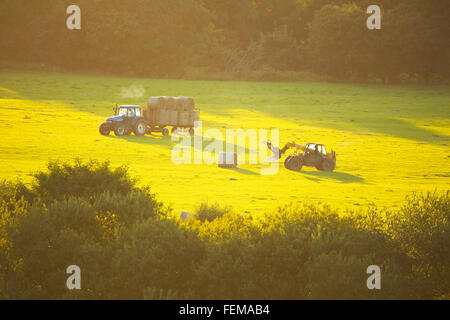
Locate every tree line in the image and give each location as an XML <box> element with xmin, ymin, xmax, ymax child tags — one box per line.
<box><xmin>0</xmin><ymin>0</ymin><xmax>448</xmax><ymax>84</ymax></box>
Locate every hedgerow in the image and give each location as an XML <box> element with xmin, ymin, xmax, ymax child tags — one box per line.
<box><xmin>0</xmin><ymin>160</ymin><xmax>447</xmax><ymax>299</ymax></box>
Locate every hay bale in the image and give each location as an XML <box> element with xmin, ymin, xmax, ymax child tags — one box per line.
<box><xmin>164</xmin><ymin>96</ymin><xmax>176</xmax><ymax>110</ymax></box>
<box><xmin>169</xmin><ymin>110</ymin><xmax>178</xmax><ymax>126</ymax></box>
<box><xmin>155</xmin><ymin>109</ymin><xmax>170</xmax><ymax>125</ymax></box>
<box><xmin>143</xmin><ymin>109</ymin><xmax>150</xmax><ymax>121</ymax></box>
<box><xmin>160</xmin><ymin>96</ymin><xmax>173</xmax><ymax>109</ymax></box>
<box><xmin>174</xmin><ymin>97</ymin><xmax>194</xmax><ymax>111</ymax></box>
<box><xmin>218</xmin><ymin>152</ymin><xmax>238</xmax><ymax>168</ymax></box>
<box><xmin>178</xmin><ymin>111</ymin><xmax>190</xmax><ymax>126</ymax></box>
<box><xmin>174</xmin><ymin>97</ymin><xmax>186</xmax><ymax>111</ymax></box>
<box><xmin>189</xmin><ymin>109</ymin><xmax>199</xmax><ymax>125</ymax></box>
<box><xmin>184</xmin><ymin>97</ymin><xmax>195</xmax><ymax>111</ymax></box>
<box><xmin>147</xmin><ymin>96</ymin><xmax>163</xmax><ymax>109</ymax></box>
<box><xmin>144</xmin><ymin>109</ymin><xmax>156</xmax><ymax>125</ymax></box>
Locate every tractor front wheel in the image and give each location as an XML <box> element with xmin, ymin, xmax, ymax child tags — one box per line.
<box><xmin>114</xmin><ymin>123</ymin><xmax>127</xmax><ymax>136</ymax></box>
<box><xmin>134</xmin><ymin>119</ymin><xmax>147</xmax><ymax>136</ymax></box>
<box><xmin>99</xmin><ymin>122</ymin><xmax>110</xmax><ymax>136</ymax></box>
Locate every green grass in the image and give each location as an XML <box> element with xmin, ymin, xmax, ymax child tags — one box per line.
<box><xmin>0</xmin><ymin>71</ymin><xmax>449</xmax><ymax>214</ymax></box>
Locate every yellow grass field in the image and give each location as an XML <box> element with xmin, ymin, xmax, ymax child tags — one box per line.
<box><xmin>0</xmin><ymin>71</ymin><xmax>449</xmax><ymax>214</ymax></box>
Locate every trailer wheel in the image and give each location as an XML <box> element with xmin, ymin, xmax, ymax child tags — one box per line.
<box><xmin>114</xmin><ymin>123</ymin><xmax>126</xmax><ymax>136</ymax></box>
<box><xmin>134</xmin><ymin>119</ymin><xmax>147</xmax><ymax>136</ymax></box>
<box><xmin>171</xmin><ymin>127</ymin><xmax>178</xmax><ymax>134</ymax></box>
<box><xmin>162</xmin><ymin>128</ymin><xmax>169</xmax><ymax>136</ymax></box>
<box><xmin>99</xmin><ymin>122</ymin><xmax>110</xmax><ymax>136</ymax></box>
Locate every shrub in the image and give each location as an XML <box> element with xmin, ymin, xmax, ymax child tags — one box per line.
<box><xmin>0</xmin><ymin>180</ymin><xmax>34</xmax><ymax>209</ymax></box>
<box><xmin>193</xmin><ymin>202</ymin><xmax>231</xmax><ymax>223</ymax></box>
<box><xmin>388</xmin><ymin>191</ymin><xmax>450</xmax><ymax>297</ymax></box>
<box><xmin>105</xmin><ymin>218</ymin><xmax>205</xmax><ymax>299</ymax></box>
<box><xmin>0</xmin><ymin>160</ymin><xmax>448</xmax><ymax>299</ymax></box>
<box><xmin>32</xmin><ymin>159</ymin><xmax>136</xmax><ymax>203</ymax></box>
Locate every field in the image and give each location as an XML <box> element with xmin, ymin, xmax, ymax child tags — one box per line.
<box><xmin>0</xmin><ymin>71</ymin><xmax>449</xmax><ymax>215</ymax></box>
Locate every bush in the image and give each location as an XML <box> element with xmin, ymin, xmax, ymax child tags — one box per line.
<box><xmin>191</xmin><ymin>203</ymin><xmax>422</xmax><ymax>299</ymax></box>
<box><xmin>389</xmin><ymin>191</ymin><xmax>450</xmax><ymax>297</ymax></box>
<box><xmin>0</xmin><ymin>180</ymin><xmax>34</xmax><ymax>209</ymax></box>
<box><xmin>193</xmin><ymin>202</ymin><xmax>231</xmax><ymax>223</ymax></box>
<box><xmin>32</xmin><ymin>159</ymin><xmax>136</xmax><ymax>203</ymax></box>
<box><xmin>105</xmin><ymin>218</ymin><xmax>205</xmax><ymax>299</ymax></box>
<box><xmin>0</xmin><ymin>160</ymin><xmax>448</xmax><ymax>299</ymax></box>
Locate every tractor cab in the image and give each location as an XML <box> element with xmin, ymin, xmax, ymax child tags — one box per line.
<box><xmin>113</xmin><ymin>105</ymin><xmax>142</xmax><ymax>118</ymax></box>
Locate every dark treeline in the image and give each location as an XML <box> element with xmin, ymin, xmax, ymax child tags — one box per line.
<box><xmin>0</xmin><ymin>0</ymin><xmax>448</xmax><ymax>83</ymax></box>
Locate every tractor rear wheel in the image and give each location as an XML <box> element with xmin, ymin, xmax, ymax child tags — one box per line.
<box><xmin>320</xmin><ymin>158</ymin><xmax>336</xmax><ymax>172</ymax></box>
<box><xmin>288</xmin><ymin>156</ymin><xmax>303</xmax><ymax>171</ymax></box>
<box><xmin>99</xmin><ymin>122</ymin><xmax>110</xmax><ymax>136</ymax></box>
<box><xmin>134</xmin><ymin>119</ymin><xmax>147</xmax><ymax>136</ymax></box>
<box><xmin>114</xmin><ymin>123</ymin><xmax>127</xmax><ymax>136</ymax></box>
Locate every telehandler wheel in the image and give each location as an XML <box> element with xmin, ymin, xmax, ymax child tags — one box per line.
<box><xmin>320</xmin><ymin>158</ymin><xmax>336</xmax><ymax>172</ymax></box>
<box><xmin>162</xmin><ymin>128</ymin><xmax>169</xmax><ymax>136</ymax></box>
<box><xmin>134</xmin><ymin>119</ymin><xmax>147</xmax><ymax>136</ymax></box>
<box><xmin>289</xmin><ymin>156</ymin><xmax>303</xmax><ymax>171</ymax></box>
<box><xmin>284</xmin><ymin>155</ymin><xmax>293</xmax><ymax>169</ymax></box>
<box><xmin>114</xmin><ymin>123</ymin><xmax>127</xmax><ymax>136</ymax></box>
<box><xmin>99</xmin><ymin>122</ymin><xmax>110</xmax><ymax>136</ymax></box>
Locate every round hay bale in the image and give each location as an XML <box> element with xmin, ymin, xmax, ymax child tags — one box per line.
<box><xmin>159</xmin><ymin>96</ymin><xmax>170</xmax><ymax>109</ymax></box>
<box><xmin>174</xmin><ymin>97</ymin><xmax>186</xmax><ymax>111</ymax></box>
<box><xmin>147</xmin><ymin>96</ymin><xmax>163</xmax><ymax>109</ymax></box>
<box><xmin>185</xmin><ymin>97</ymin><xmax>195</xmax><ymax>111</ymax></box>
<box><xmin>164</xmin><ymin>96</ymin><xmax>176</xmax><ymax>110</ymax></box>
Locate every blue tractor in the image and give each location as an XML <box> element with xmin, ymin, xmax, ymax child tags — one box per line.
<box><xmin>99</xmin><ymin>105</ymin><xmax>149</xmax><ymax>136</ymax></box>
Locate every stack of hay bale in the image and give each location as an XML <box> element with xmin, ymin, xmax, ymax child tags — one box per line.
<box><xmin>144</xmin><ymin>96</ymin><xmax>199</xmax><ymax>128</ymax></box>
